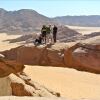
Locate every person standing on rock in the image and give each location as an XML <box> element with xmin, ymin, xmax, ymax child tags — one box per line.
<box><xmin>41</xmin><ymin>25</ymin><xmax>47</xmax><ymax>44</ymax></box>
<box><xmin>53</xmin><ymin>25</ymin><xmax>58</xmax><ymax>43</ymax></box>
<box><xmin>46</xmin><ymin>25</ymin><xmax>52</xmax><ymax>43</ymax></box>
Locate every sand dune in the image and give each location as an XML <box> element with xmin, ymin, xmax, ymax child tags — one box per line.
<box><xmin>24</xmin><ymin>65</ymin><xmax>100</xmax><ymax>99</ymax></box>
<box><xmin>66</xmin><ymin>25</ymin><xmax>100</xmax><ymax>35</ymax></box>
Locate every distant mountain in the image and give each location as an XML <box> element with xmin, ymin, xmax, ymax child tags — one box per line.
<box><xmin>1</xmin><ymin>8</ymin><xmax>100</xmax><ymax>36</ymax></box>
<box><xmin>53</xmin><ymin>15</ymin><xmax>100</xmax><ymax>27</ymax></box>
<box><xmin>0</xmin><ymin>8</ymin><xmax>55</xmax><ymax>34</ymax></box>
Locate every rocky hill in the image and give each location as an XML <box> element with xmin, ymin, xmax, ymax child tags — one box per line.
<box><xmin>0</xmin><ymin>8</ymin><xmax>55</xmax><ymax>34</ymax></box>
<box><xmin>4</xmin><ymin>28</ymin><xmax>100</xmax><ymax>44</ymax></box>
<box><xmin>4</xmin><ymin>26</ymin><xmax>82</xmax><ymax>43</ymax></box>
<box><xmin>53</xmin><ymin>15</ymin><xmax>100</xmax><ymax>27</ymax></box>
<box><xmin>1</xmin><ymin>8</ymin><xmax>100</xmax><ymax>35</ymax></box>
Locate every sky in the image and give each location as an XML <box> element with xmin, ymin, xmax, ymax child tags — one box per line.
<box><xmin>0</xmin><ymin>0</ymin><xmax>100</xmax><ymax>17</ymax></box>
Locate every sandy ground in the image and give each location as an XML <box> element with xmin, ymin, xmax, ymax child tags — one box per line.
<box><xmin>66</xmin><ymin>25</ymin><xmax>100</xmax><ymax>35</ymax></box>
<box><xmin>0</xmin><ymin>97</ymin><xmax>66</xmax><ymax>100</ymax></box>
<box><xmin>0</xmin><ymin>32</ymin><xmax>100</xmax><ymax>99</ymax></box>
<box><xmin>24</xmin><ymin>65</ymin><xmax>100</xmax><ymax>100</ymax></box>
<box><xmin>0</xmin><ymin>33</ymin><xmax>21</xmax><ymax>51</ymax></box>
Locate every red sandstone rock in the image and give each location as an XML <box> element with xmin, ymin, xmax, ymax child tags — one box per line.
<box><xmin>1</xmin><ymin>36</ymin><xmax>100</xmax><ymax>73</ymax></box>
<box><xmin>0</xmin><ymin>57</ymin><xmax>60</xmax><ymax>97</ymax></box>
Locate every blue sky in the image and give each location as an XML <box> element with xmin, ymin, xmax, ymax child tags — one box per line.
<box><xmin>0</xmin><ymin>0</ymin><xmax>100</xmax><ymax>17</ymax></box>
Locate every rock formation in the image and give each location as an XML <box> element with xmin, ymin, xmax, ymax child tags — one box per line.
<box><xmin>0</xmin><ymin>77</ymin><xmax>12</xmax><ymax>96</ymax></box>
<box><xmin>0</xmin><ymin>9</ymin><xmax>55</xmax><ymax>34</ymax></box>
<box><xmin>1</xmin><ymin>36</ymin><xmax>100</xmax><ymax>74</ymax></box>
<box><xmin>64</xmin><ymin>42</ymin><xmax>100</xmax><ymax>73</ymax></box>
<box><xmin>53</xmin><ymin>15</ymin><xmax>100</xmax><ymax>27</ymax></box>
<box><xmin>0</xmin><ymin>56</ymin><xmax>60</xmax><ymax>97</ymax></box>
<box><xmin>5</xmin><ymin>26</ymin><xmax>81</xmax><ymax>43</ymax></box>
<box><xmin>1</xmin><ymin>44</ymin><xmax>66</xmax><ymax>67</ymax></box>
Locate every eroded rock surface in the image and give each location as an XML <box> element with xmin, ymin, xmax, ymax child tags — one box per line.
<box><xmin>0</xmin><ymin>57</ymin><xmax>60</xmax><ymax>97</ymax></box>
<box><xmin>1</xmin><ymin>44</ymin><xmax>66</xmax><ymax>67</ymax></box>
<box><xmin>1</xmin><ymin>36</ymin><xmax>100</xmax><ymax>74</ymax></box>
<box><xmin>0</xmin><ymin>77</ymin><xmax>12</xmax><ymax>96</ymax></box>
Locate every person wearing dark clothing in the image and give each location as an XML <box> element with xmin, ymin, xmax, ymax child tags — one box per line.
<box><xmin>41</xmin><ymin>25</ymin><xmax>47</xmax><ymax>44</ymax></box>
<box><xmin>53</xmin><ymin>25</ymin><xmax>58</xmax><ymax>43</ymax></box>
<box><xmin>34</xmin><ymin>34</ymin><xmax>42</xmax><ymax>45</ymax></box>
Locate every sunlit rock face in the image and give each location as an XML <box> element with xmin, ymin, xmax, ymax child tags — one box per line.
<box><xmin>0</xmin><ymin>56</ymin><xmax>60</xmax><ymax>97</ymax></box>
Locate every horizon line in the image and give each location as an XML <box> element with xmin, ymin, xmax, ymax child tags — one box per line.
<box><xmin>1</xmin><ymin>8</ymin><xmax>100</xmax><ymax>18</ymax></box>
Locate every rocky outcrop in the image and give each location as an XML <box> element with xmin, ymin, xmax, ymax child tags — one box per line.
<box><xmin>0</xmin><ymin>58</ymin><xmax>24</xmax><ymax>96</ymax></box>
<box><xmin>9</xmin><ymin>73</ymin><xmax>60</xmax><ymax>97</ymax></box>
<box><xmin>0</xmin><ymin>77</ymin><xmax>12</xmax><ymax>96</ymax></box>
<box><xmin>5</xmin><ymin>25</ymin><xmax>81</xmax><ymax>43</ymax></box>
<box><xmin>64</xmin><ymin>43</ymin><xmax>100</xmax><ymax>73</ymax></box>
<box><xmin>64</xmin><ymin>36</ymin><xmax>100</xmax><ymax>73</ymax></box>
<box><xmin>57</xmin><ymin>26</ymin><xmax>82</xmax><ymax>42</ymax></box>
<box><xmin>1</xmin><ymin>36</ymin><xmax>100</xmax><ymax>74</ymax></box>
<box><xmin>1</xmin><ymin>44</ymin><xmax>66</xmax><ymax>67</ymax></box>
<box><xmin>0</xmin><ymin>57</ymin><xmax>60</xmax><ymax>97</ymax></box>
<box><xmin>0</xmin><ymin>59</ymin><xmax>24</xmax><ymax>77</ymax></box>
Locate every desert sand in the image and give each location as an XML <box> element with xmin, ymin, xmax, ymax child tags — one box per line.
<box><xmin>24</xmin><ymin>65</ymin><xmax>100</xmax><ymax>100</ymax></box>
<box><xmin>0</xmin><ymin>33</ymin><xmax>21</xmax><ymax>51</ymax></box>
<box><xmin>0</xmin><ymin>32</ymin><xmax>100</xmax><ymax>99</ymax></box>
<box><xmin>66</xmin><ymin>25</ymin><xmax>100</xmax><ymax>35</ymax></box>
<box><xmin>0</xmin><ymin>96</ymin><xmax>66</xmax><ymax>100</ymax></box>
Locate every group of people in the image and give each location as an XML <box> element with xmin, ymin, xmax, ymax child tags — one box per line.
<box><xmin>34</xmin><ymin>25</ymin><xmax>58</xmax><ymax>45</ymax></box>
